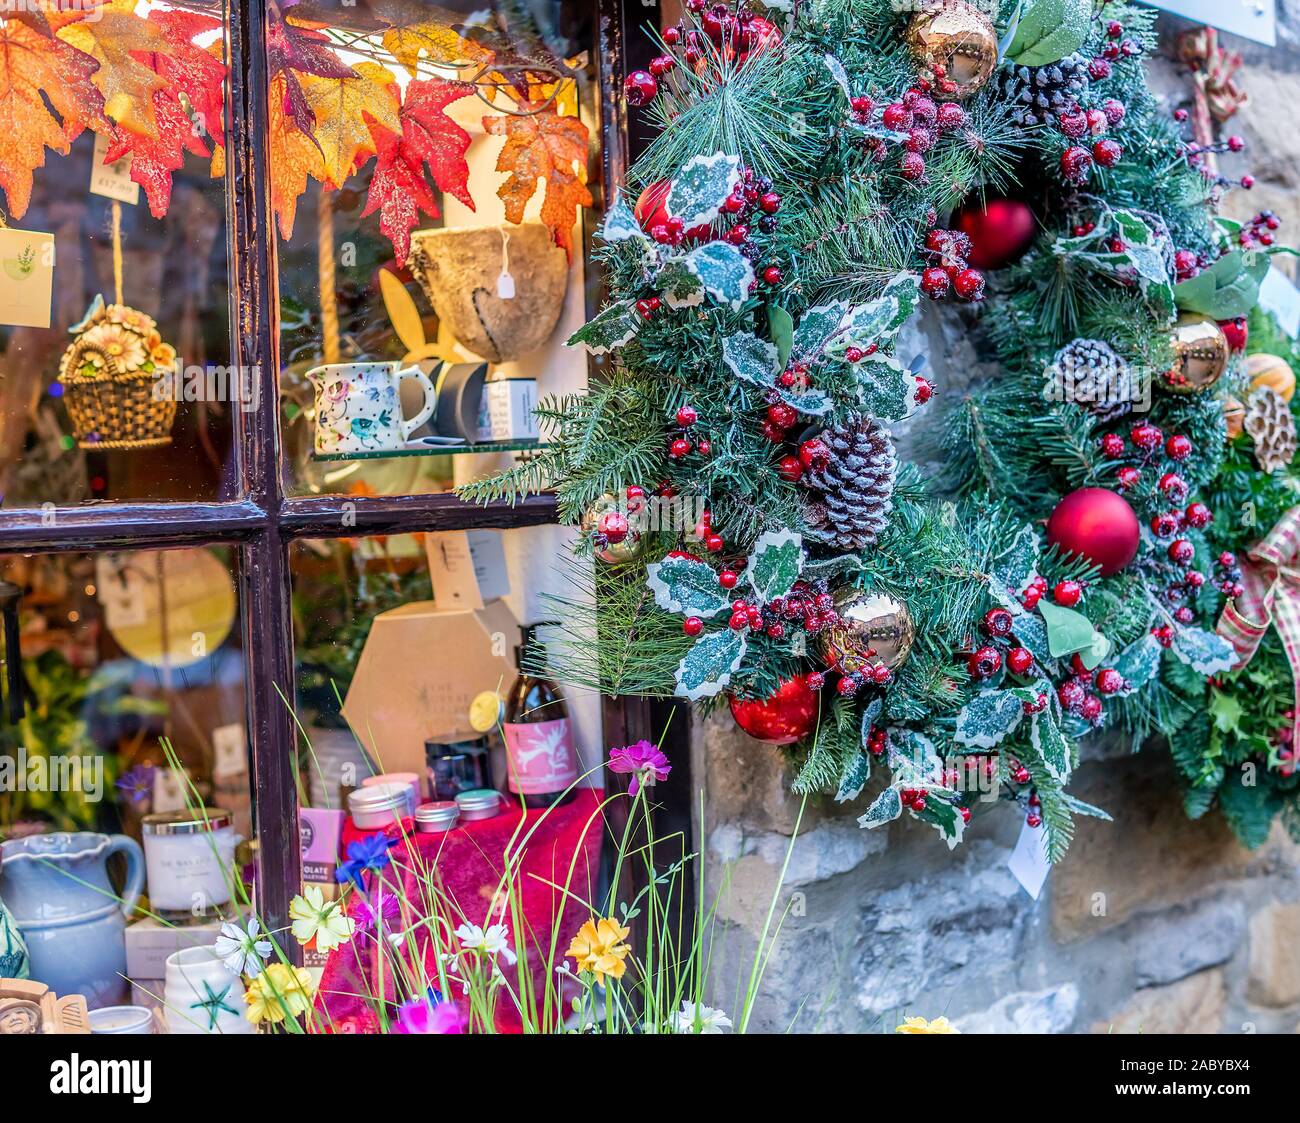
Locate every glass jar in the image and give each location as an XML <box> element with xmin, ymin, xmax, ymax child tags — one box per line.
<box><xmin>141</xmin><ymin>809</ymin><xmax>238</xmax><ymax>917</ymax></box>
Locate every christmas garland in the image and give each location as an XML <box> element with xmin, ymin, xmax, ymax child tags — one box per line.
<box><xmin>465</xmin><ymin>0</ymin><xmax>1273</xmax><ymax>861</ymax></box>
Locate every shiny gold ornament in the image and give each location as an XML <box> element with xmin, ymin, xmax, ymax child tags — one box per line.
<box><xmin>1159</xmin><ymin>313</ymin><xmax>1229</xmax><ymax>395</ymax></box>
<box><xmin>905</xmin><ymin>3</ymin><xmax>998</xmax><ymax>99</ymax></box>
<box><xmin>1247</xmin><ymin>352</ymin><xmax>1296</xmax><ymax>403</ymax></box>
<box><xmin>580</xmin><ymin>493</ymin><xmax>645</xmax><ymax>565</ymax></box>
<box><xmin>822</xmin><ymin>588</ymin><xmax>915</xmax><ymax>675</ymax></box>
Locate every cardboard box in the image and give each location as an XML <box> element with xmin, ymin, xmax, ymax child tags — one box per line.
<box><xmin>477</xmin><ymin>378</ymin><xmax>537</xmax><ymax>442</ymax></box>
<box><xmin>125</xmin><ymin>917</ymin><xmax>223</xmax><ymax>980</ymax></box>
<box><xmin>342</xmin><ymin>600</ymin><xmax>518</xmax><ymax>779</ymax></box>
<box><xmin>300</xmin><ymin>807</ymin><xmax>345</xmax><ymax>884</ymax></box>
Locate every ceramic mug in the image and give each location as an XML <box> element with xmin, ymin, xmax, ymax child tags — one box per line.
<box><xmin>163</xmin><ymin>946</ymin><xmax>253</xmax><ymax>1035</ymax></box>
<box><xmin>307</xmin><ymin>361</ymin><xmax>436</xmax><ymax>455</ymax></box>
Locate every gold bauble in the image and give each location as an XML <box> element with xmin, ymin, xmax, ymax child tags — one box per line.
<box><xmin>905</xmin><ymin>4</ymin><xmax>998</xmax><ymax>99</ymax></box>
<box><xmin>822</xmin><ymin>588</ymin><xmax>915</xmax><ymax>674</ymax></box>
<box><xmin>1247</xmin><ymin>352</ymin><xmax>1297</xmax><ymax>403</ymax></box>
<box><xmin>580</xmin><ymin>493</ymin><xmax>645</xmax><ymax>565</ymax></box>
<box><xmin>1224</xmin><ymin>395</ymin><xmax>1246</xmax><ymax>441</ymax></box>
<box><xmin>1160</xmin><ymin>313</ymin><xmax>1229</xmax><ymax>395</ymax></box>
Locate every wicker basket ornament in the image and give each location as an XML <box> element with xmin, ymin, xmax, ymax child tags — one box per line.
<box><xmin>58</xmin><ymin>296</ymin><xmax>178</xmax><ymax>450</ymax></box>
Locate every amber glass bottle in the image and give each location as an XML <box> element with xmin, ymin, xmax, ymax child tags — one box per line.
<box><xmin>503</xmin><ymin>624</ymin><xmax>577</xmax><ymax>808</ymax></box>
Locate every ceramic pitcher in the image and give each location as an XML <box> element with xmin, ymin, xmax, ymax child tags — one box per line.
<box><xmin>0</xmin><ymin>832</ymin><xmax>143</xmax><ymax>1007</ymax></box>
<box><xmin>307</xmin><ymin>360</ymin><xmax>436</xmax><ymax>455</ymax></box>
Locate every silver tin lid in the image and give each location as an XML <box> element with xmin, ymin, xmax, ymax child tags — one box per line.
<box><xmin>454</xmin><ymin>788</ymin><xmax>501</xmax><ymax>813</ymax></box>
<box><xmin>414</xmin><ymin>801</ymin><xmax>460</xmax><ymax>832</ymax></box>
<box><xmin>142</xmin><ymin>808</ymin><xmax>232</xmax><ymax>836</ymax></box>
<box><xmin>348</xmin><ymin>782</ymin><xmax>411</xmax><ymax>814</ymax></box>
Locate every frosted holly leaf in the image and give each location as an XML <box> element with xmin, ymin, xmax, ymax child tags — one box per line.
<box><xmin>658</xmin><ymin>258</ymin><xmax>705</xmax><ymax>310</ymax></box>
<box><xmin>1037</xmin><ymin>600</ymin><xmax>1100</xmax><ymax>659</ymax></box>
<box><xmin>858</xmin><ymin>696</ymin><xmax>883</xmax><ymax>746</ymax></box>
<box><xmin>678</xmin><ymin>242</ymin><xmax>754</xmax><ymax>312</ymax></box>
<box><xmin>743</xmin><ymin>528</ymin><xmax>804</xmax><ymax>604</ymax></box>
<box><xmin>567</xmin><ymin>300</ymin><xmax>640</xmax><ymax>355</ymax></box>
<box><xmin>665</xmin><ymin>152</ymin><xmax>742</xmax><ymax>229</ymax></box>
<box><xmin>1112</xmin><ymin>633</ymin><xmax>1163</xmax><ymax>691</ymax></box>
<box><xmin>823</xmin><ymin>53</ymin><xmax>850</xmax><ymax>98</ymax></box>
<box><xmin>1171</xmin><ymin>626</ymin><xmax>1236</xmax><ymax>675</ymax></box>
<box><xmin>835</xmin><ymin>751</ymin><xmax>871</xmax><ymax>803</ymax></box>
<box><xmin>1010</xmin><ymin>611</ymin><xmax>1052</xmax><ymax>667</ymax></box>
<box><xmin>991</xmin><ymin>524</ymin><xmax>1041</xmax><ymax>600</ymax></box>
<box><xmin>1062</xmin><ymin>794</ymin><xmax>1112</xmax><ymax>821</ymax></box>
<box><xmin>791</xmin><ymin>300</ymin><xmax>848</xmax><ymax>359</ymax></box>
<box><xmin>836</xmin><ymin>273</ymin><xmax>921</xmax><ymax>350</ymax></box>
<box><xmin>918</xmin><ymin>795</ymin><xmax>965</xmax><ymax>850</ymax></box>
<box><xmin>854</xmin><ymin>355</ymin><xmax>917</xmax><ymax>422</ymax></box>
<box><xmin>674</xmin><ymin>629</ymin><xmax>747</xmax><ymax>701</ymax></box>
<box><xmin>804</xmin><ymin>554</ymin><xmax>863</xmax><ymax>582</ymax></box>
<box><xmin>858</xmin><ymin>785</ymin><xmax>901</xmax><ymax>829</ymax></box>
<box><xmin>600</xmin><ymin>190</ymin><xmax>648</xmax><ymax>246</ymax></box>
<box><xmin>721</xmin><ymin>331</ymin><xmax>779</xmax><ymax>387</ymax></box>
<box><xmin>1110</xmin><ymin>211</ymin><xmax>1172</xmax><ymax>291</ymax></box>
<box><xmin>1031</xmin><ymin>710</ymin><xmax>1072</xmax><ymax>784</ymax></box>
<box><xmin>888</xmin><ymin>729</ymin><xmax>943</xmax><ymax>787</ymax></box>
<box><xmin>773</xmin><ymin>385</ymin><xmax>833</xmax><ymax>415</ymax></box>
<box><xmin>646</xmin><ymin>555</ymin><xmax>731</xmax><ymax>618</ymax></box>
<box><xmin>954</xmin><ymin>690</ymin><xmax>1026</xmax><ymax>750</ymax></box>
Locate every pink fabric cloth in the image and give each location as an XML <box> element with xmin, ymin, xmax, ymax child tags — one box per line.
<box><xmin>313</xmin><ymin>789</ymin><xmax>604</xmax><ymax>1033</ymax></box>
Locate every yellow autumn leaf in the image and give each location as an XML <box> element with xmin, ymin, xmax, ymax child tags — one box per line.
<box><xmin>298</xmin><ymin>61</ymin><xmax>399</xmax><ymax>186</ymax></box>
<box><xmin>57</xmin><ymin>10</ymin><xmax>172</xmax><ymax>137</ymax></box>
<box><xmin>268</xmin><ymin>74</ymin><xmax>325</xmax><ymax>239</ymax></box>
<box><xmin>382</xmin><ymin>20</ymin><xmax>493</xmax><ymax>76</ymax></box>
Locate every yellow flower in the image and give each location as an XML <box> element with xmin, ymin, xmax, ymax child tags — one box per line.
<box><xmin>244</xmin><ymin>963</ymin><xmax>314</xmax><ymax>1024</ymax></box>
<box><xmin>895</xmin><ymin>1015</ymin><xmax>959</xmax><ymax>1034</ymax></box>
<box><xmin>566</xmin><ymin>916</ymin><xmax>631</xmax><ymax>984</ymax></box>
<box><xmin>81</xmin><ymin>323</ymin><xmax>146</xmax><ymax>370</ymax></box>
<box><xmin>150</xmin><ymin>341</ymin><xmax>176</xmax><ymax>367</ymax></box>
<box><xmin>289</xmin><ymin>885</ymin><xmax>355</xmax><ymax>952</ymax></box>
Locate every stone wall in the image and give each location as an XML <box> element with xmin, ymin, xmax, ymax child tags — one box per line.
<box><xmin>698</xmin><ymin>10</ymin><xmax>1300</xmax><ymax>1034</ymax></box>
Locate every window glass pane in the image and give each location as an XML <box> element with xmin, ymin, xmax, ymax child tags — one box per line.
<box><xmin>0</xmin><ymin>3</ymin><xmax>236</xmax><ymax>508</ymax></box>
<box><xmin>270</xmin><ymin>3</ymin><xmax>597</xmax><ymax>500</ymax></box>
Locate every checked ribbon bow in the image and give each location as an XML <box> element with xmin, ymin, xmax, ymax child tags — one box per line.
<box><xmin>1216</xmin><ymin>508</ymin><xmax>1300</xmax><ymax>739</ymax></box>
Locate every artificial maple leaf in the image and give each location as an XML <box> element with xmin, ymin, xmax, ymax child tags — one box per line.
<box><xmin>360</xmin><ymin>77</ymin><xmax>475</xmax><ymax>263</ymax></box>
<box><xmin>381</xmin><ymin>19</ymin><xmax>492</xmax><ymax>76</ymax></box>
<box><xmin>56</xmin><ymin>10</ymin><xmax>172</xmax><ymax>137</ymax></box>
<box><xmin>297</xmin><ymin>61</ymin><xmax>398</xmax><ymax>187</ymax></box>
<box><xmin>268</xmin><ymin>73</ymin><xmax>326</xmax><ymax>238</ymax></box>
<box><xmin>103</xmin><ymin>89</ymin><xmax>209</xmax><ymax>218</ymax></box>
<box><xmin>142</xmin><ymin>9</ymin><xmax>228</xmax><ymax>150</ymax></box>
<box><xmin>268</xmin><ymin>16</ymin><xmax>355</xmax><ymax>140</ymax></box>
<box><xmin>482</xmin><ymin>103</ymin><xmax>592</xmax><ymax>260</ymax></box>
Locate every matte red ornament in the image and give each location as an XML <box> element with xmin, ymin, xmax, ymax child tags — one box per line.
<box><xmin>954</xmin><ymin>197</ymin><xmax>1036</xmax><ymax>270</ymax></box>
<box><xmin>1046</xmin><ymin>487</ymin><xmax>1140</xmax><ymax>576</ymax></box>
<box><xmin>729</xmin><ymin>674</ymin><xmax>820</xmax><ymax>745</ymax></box>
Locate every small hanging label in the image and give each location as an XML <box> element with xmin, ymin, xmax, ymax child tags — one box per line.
<box><xmin>0</xmin><ymin>227</ymin><xmax>54</xmax><ymax>329</ymax></box>
<box><xmin>496</xmin><ymin>271</ymin><xmax>516</xmax><ymax>299</ymax></box>
<box><xmin>1007</xmin><ymin>817</ymin><xmax>1051</xmax><ymax>900</ymax></box>
<box><xmin>151</xmin><ymin>767</ymin><xmax>189</xmax><ymax>813</ymax></box>
<box><xmin>89</xmin><ymin>132</ymin><xmax>140</xmax><ymax>206</ymax></box>
<box><xmin>96</xmin><ymin>558</ymin><xmax>148</xmax><ymax>629</ymax></box>
<box><xmin>212</xmin><ymin>723</ymin><xmax>248</xmax><ymax>779</ymax></box>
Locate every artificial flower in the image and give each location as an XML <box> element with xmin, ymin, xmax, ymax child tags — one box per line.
<box><xmin>566</xmin><ymin>916</ymin><xmax>631</xmax><ymax>985</ymax></box>
<box><xmin>150</xmin><ymin>341</ymin><xmax>177</xmax><ymax>367</ymax></box>
<box><xmin>107</xmin><ymin>303</ymin><xmax>154</xmax><ymax>332</ymax></box>
<box><xmin>394</xmin><ymin>995</ymin><xmax>466</xmax><ymax>1035</ymax></box>
<box><xmin>672</xmin><ymin>1000</ymin><xmax>733</xmax><ymax>1034</ymax></box>
<box><xmin>607</xmin><ymin>740</ymin><xmax>671</xmax><ymax>797</ymax></box>
<box><xmin>353</xmin><ymin>890</ymin><xmax>400</xmax><ymax>933</ymax></box>
<box><xmin>334</xmin><ymin>833</ymin><xmax>399</xmax><ymax>891</ymax></box>
<box><xmin>81</xmin><ymin>322</ymin><xmax>146</xmax><ymax>370</ymax></box>
<box><xmin>214</xmin><ymin>917</ymin><xmax>273</xmax><ymax>977</ymax></box>
<box><xmin>114</xmin><ymin>763</ymin><xmax>155</xmax><ymax>806</ymax></box>
<box><xmin>895</xmin><ymin>1015</ymin><xmax>959</xmax><ymax>1034</ymax></box>
<box><xmin>289</xmin><ymin>885</ymin><xmax>355</xmax><ymax>952</ymax></box>
<box><xmin>244</xmin><ymin>963</ymin><xmax>314</xmax><ymax>1024</ymax></box>
<box><xmin>455</xmin><ymin>921</ymin><xmax>517</xmax><ymax>967</ymax></box>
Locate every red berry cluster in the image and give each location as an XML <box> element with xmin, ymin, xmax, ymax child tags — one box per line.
<box><xmin>865</xmin><ymin>724</ymin><xmax>888</xmax><ymax>757</ymax></box>
<box><xmin>1057</xmin><ymin>653</ymin><xmax>1127</xmax><ymax>726</ymax></box>
<box><xmin>899</xmin><ymin>787</ymin><xmax>928</xmax><ymax>813</ymax></box>
<box><xmin>920</xmin><ymin>229</ymin><xmax>985</xmax><ymax>302</ymax></box>
<box><xmin>1237</xmin><ymin>210</ymin><xmax>1282</xmax><ymax>251</ymax></box>
<box><xmin>668</xmin><ymin>403</ymin><xmax>712</xmax><ymax>462</ymax></box>
<box><xmin>1272</xmin><ymin>710</ymin><xmax>1296</xmax><ymax>776</ymax></box>
<box><xmin>1151</xmin><ymin>622</ymin><xmax>1176</xmax><ymax>648</ymax></box>
<box><xmin>1171</xmin><ymin>107</ymin><xmax>1254</xmax><ymax>192</ymax></box>
<box><xmin>1103</xmin><ymin>421</ymin><xmax>1195</xmax><ymax>474</ymax></box>
<box><xmin>1214</xmin><ymin>551</ymin><xmax>1245</xmax><ymax>601</ymax></box>
<box><xmin>853</xmin><ymin>77</ymin><xmax>969</xmax><ymax>183</ymax></box>
<box><xmin>1053</xmin><ymin>26</ymin><xmax>1138</xmax><ymax>186</ymax></box>
<box><xmin>721</xmin><ymin>167</ymin><xmax>785</xmax><ymax>286</ymax></box>
<box><xmin>691</xmin><ymin>508</ymin><xmax>726</xmax><ymax>553</ymax></box>
<box><xmin>650</xmin><ymin>3</ymin><xmax>783</xmax><ymax>84</ymax></box>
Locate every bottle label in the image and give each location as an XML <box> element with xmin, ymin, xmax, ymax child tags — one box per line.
<box><xmin>502</xmin><ymin>718</ymin><xmax>578</xmax><ymax>794</ymax></box>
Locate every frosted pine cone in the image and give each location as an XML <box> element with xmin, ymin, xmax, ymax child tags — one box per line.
<box><xmin>1050</xmin><ymin>338</ymin><xmax>1135</xmax><ymax>420</ymax></box>
<box><xmin>802</xmin><ymin>415</ymin><xmax>897</xmax><ymax>551</ymax></box>
<box><xmin>1001</xmin><ymin>54</ymin><xmax>1089</xmax><ymax>127</ymax></box>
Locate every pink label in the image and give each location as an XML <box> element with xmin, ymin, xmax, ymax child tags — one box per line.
<box><xmin>503</xmin><ymin>718</ymin><xmax>578</xmax><ymax>794</ymax></box>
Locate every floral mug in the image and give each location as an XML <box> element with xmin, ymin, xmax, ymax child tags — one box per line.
<box><xmin>307</xmin><ymin>361</ymin><xmax>436</xmax><ymax>455</ymax></box>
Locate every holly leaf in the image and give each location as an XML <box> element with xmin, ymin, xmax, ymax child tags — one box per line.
<box><xmin>721</xmin><ymin>331</ymin><xmax>779</xmax><ymax>387</ymax></box>
<box><xmin>888</xmin><ymin>729</ymin><xmax>944</xmax><ymax>788</ymax></box>
<box><xmin>991</xmin><ymin>524</ymin><xmax>1041</xmax><ymax>601</ymax></box>
<box><xmin>670</xmin><ymin>242</ymin><xmax>754</xmax><ymax>312</ymax></box>
<box><xmin>835</xmin><ymin>273</ymin><xmax>921</xmax><ymax>351</ymax></box>
<box><xmin>1007</xmin><ymin>0</ymin><xmax>1092</xmax><ymax>66</ymax></box>
<box><xmin>792</xmin><ymin>300</ymin><xmax>848</xmax><ymax>358</ymax></box>
<box><xmin>1030</xmin><ymin>709</ymin><xmax>1072</xmax><ymax>784</ymax></box>
<box><xmin>646</xmin><ymin>554</ymin><xmax>731</xmax><ymax>619</ymax></box>
<box><xmin>1209</xmin><ymin>688</ymin><xmax>1245</xmax><ymax>735</ymax></box>
<box><xmin>858</xmin><ymin>785</ymin><xmax>901</xmax><ymax>829</ymax></box>
<box><xmin>483</xmin><ymin>102</ymin><xmax>593</xmax><ymax>260</ymax></box>
<box><xmin>599</xmin><ymin>190</ymin><xmax>648</xmax><ymax>246</ymax></box>
<box><xmin>1174</xmin><ymin>249</ymin><xmax>1271</xmax><ymax>320</ymax></box>
<box><xmin>1112</xmin><ymin>633</ymin><xmax>1163</xmax><ymax>692</ymax></box>
<box><xmin>674</xmin><ymin>630</ymin><xmax>747</xmax><ymax>702</ymax></box>
<box><xmin>855</xmin><ymin>354</ymin><xmax>918</xmax><ymax>422</ymax></box>
<box><xmin>836</xmin><ymin>751</ymin><xmax>872</xmax><ymax>803</ymax></box>
<box><xmin>268</xmin><ymin>72</ymin><xmax>327</xmax><ymax>238</ymax></box>
<box><xmin>299</xmin><ymin>61</ymin><xmax>399</xmax><ymax>186</ymax></box>
<box><xmin>1010</xmin><ymin>610</ymin><xmax>1053</xmax><ymax>667</ymax></box>
<box><xmin>566</xmin><ymin>300</ymin><xmax>640</xmax><ymax>355</ymax></box>
<box><xmin>954</xmin><ymin>690</ymin><xmax>1026</xmax><ymax>750</ymax></box>
<box><xmin>743</xmin><ymin>528</ymin><xmax>804</xmax><ymax>604</ymax></box>
<box><xmin>361</xmin><ymin>77</ymin><xmax>475</xmax><ymax>263</ymax></box>
<box><xmin>664</xmin><ymin>152</ymin><xmax>741</xmax><ymax>229</ymax></box>
<box><xmin>1037</xmin><ymin>599</ymin><xmax>1100</xmax><ymax>659</ymax></box>
<box><xmin>57</xmin><ymin>10</ymin><xmax>172</xmax><ymax>137</ymax></box>
<box><xmin>1171</xmin><ymin>626</ymin><xmax>1236</xmax><ymax>675</ymax></box>
<box><xmin>918</xmin><ymin>796</ymin><xmax>965</xmax><ymax>850</ymax></box>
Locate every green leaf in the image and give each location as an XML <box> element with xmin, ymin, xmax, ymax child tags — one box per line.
<box><xmin>888</xmin><ymin>729</ymin><xmax>943</xmax><ymax>788</ymax></box>
<box><xmin>1031</xmin><ymin>710</ymin><xmax>1072</xmax><ymax>784</ymax></box>
<box><xmin>954</xmin><ymin>690</ymin><xmax>1026</xmax><ymax>750</ymax></box>
<box><xmin>665</xmin><ymin>152</ymin><xmax>742</xmax><ymax>229</ymax></box>
<box><xmin>917</xmin><ymin>796</ymin><xmax>965</xmax><ymax>850</ymax></box>
<box><xmin>646</xmin><ymin>555</ymin><xmax>731</xmax><ymax>618</ymax></box>
<box><xmin>769</xmin><ymin>305</ymin><xmax>794</xmax><ymax>368</ymax></box>
<box><xmin>854</xmin><ymin>354</ymin><xmax>918</xmax><ymax>422</ymax></box>
<box><xmin>836</xmin><ymin>273</ymin><xmax>921</xmax><ymax>351</ymax></box>
<box><xmin>835</xmin><ymin>752</ymin><xmax>871</xmax><ymax>803</ymax></box>
<box><xmin>676</xmin><ymin>242</ymin><xmax>754</xmax><ymax>313</ymax></box>
<box><xmin>721</xmin><ymin>331</ymin><xmax>779</xmax><ymax>387</ymax></box>
<box><xmin>1007</xmin><ymin>0</ymin><xmax>1092</xmax><ymax>65</ymax></box>
<box><xmin>566</xmin><ymin>300</ymin><xmax>640</xmax><ymax>355</ymax></box>
<box><xmin>743</xmin><ymin>528</ymin><xmax>804</xmax><ymax>604</ymax></box>
<box><xmin>1209</xmin><ymin>688</ymin><xmax>1245</xmax><ymax>735</ymax></box>
<box><xmin>792</xmin><ymin>301</ymin><xmax>848</xmax><ymax>358</ymax></box>
<box><xmin>674</xmin><ymin>629</ymin><xmax>747</xmax><ymax>702</ymax></box>
<box><xmin>1174</xmin><ymin>249</ymin><xmax>1271</xmax><ymax>320</ymax></box>
<box><xmin>991</xmin><ymin>524</ymin><xmax>1041</xmax><ymax>601</ymax></box>
<box><xmin>858</xmin><ymin>785</ymin><xmax>901</xmax><ymax>829</ymax></box>
<box><xmin>1037</xmin><ymin>600</ymin><xmax>1101</xmax><ymax>659</ymax></box>
<box><xmin>600</xmin><ymin>190</ymin><xmax>648</xmax><ymax>246</ymax></box>
<box><xmin>1010</xmin><ymin>611</ymin><xmax>1053</xmax><ymax>667</ymax></box>
<box><xmin>1078</xmin><ymin>629</ymin><xmax>1111</xmax><ymax>672</ymax></box>
<box><xmin>1112</xmin><ymin>634</ymin><xmax>1162</xmax><ymax>691</ymax></box>
<box><xmin>1171</xmin><ymin>626</ymin><xmax>1236</xmax><ymax>675</ymax></box>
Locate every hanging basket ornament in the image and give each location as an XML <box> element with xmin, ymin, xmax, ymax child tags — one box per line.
<box><xmin>57</xmin><ymin>296</ymin><xmax>178</xmax><ymax>450</ymax></box>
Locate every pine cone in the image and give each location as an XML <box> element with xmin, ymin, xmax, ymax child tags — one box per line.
<box><xmin>802</xmin><ymin>415</ymin><xmax>897</xmax><ymax>551</ymax></box>
<box><xmin>1000</xmin><ymin>54</ymin><xmax>1089</xmax><ymax>127</ymax></box>
<box><xmin>1050</xmin><ymin>338</ymin><xmax>1135</xmax><ymax>420</ymax></box>
<box><xmin>1244</xmin><ymin>386</ymin><xmax>1298</xmax><ymax>473</ymax></box>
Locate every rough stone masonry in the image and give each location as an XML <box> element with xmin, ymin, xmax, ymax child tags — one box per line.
<box><xmin>698</xmin><ymin>6</ymin><xmax>1300</xmax><ymax>1034</ymax></box>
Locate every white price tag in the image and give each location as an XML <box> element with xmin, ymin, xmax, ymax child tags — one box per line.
<box><xmin>212</xmin><ymin>723</ymin><xmax>247</xmax><ymax>779</ymax></box>
<box><xmin>1007</xmin><ymin>818</ymin><xmax>1051</xmax><ymax>900</ymax></box>
<box><xmin>151</xmin><ymin>768</ymin><xmax>189</xmax><ymax>813</ymax></box>
<box><xmin>89</xmin><ymin>132</ymin><xmax>140</xmax><ymax>206</ymax></box>
<box><xmin>95</xmin><ymin>558</ymin><xmax>148</xmax><ymax>629</ymax></box>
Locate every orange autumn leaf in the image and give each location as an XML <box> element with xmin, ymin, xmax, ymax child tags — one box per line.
<box><xmin>298</xmin><ymin>61</ymin><xmax>399</xmax><ymax>186</ymax></box>
<box><xmin>57</xmin><ymin>9</ymin><xmax>172</xmax><ymax>137</ymax></box>
<box><xmin>482</xmin><ymin>103</ymin><xmax>592</xmax><ymax>260</ymax></box>
<box><xmin>381</xmin><ymin>19</ymin><xmax>492</xmax><ymax>76</ymax></box>
<box><xmin>268</xmin><ymin>72</ymin><xmax>326</xmax><ymax>238</ymax></box>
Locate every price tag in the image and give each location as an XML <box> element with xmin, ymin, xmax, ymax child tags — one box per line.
<box><xmin>212</xmin><ymin>723</ymin><xmax>248</xmax><ymax>779</ymax></box>
<box><xmin>89</xmin><ymin>132</ymin><xmax>140</xmax><ymax>206</ymax></box>
<box><xmin>151</xmin><ymin>768</ymin><xmax>189</xmax><ymax>813</ymax></box>
<box><xmin>1007</xmin><ymin>818</ymin><xmax>1051</xmax><ymax>900</ymax></box>
<box><xmin>95</xmin><ymin>558</ymin><xmax>148</xmax><ymax>629</ymax></box>
<box><xmin>0</xmin><ymin>227</ymin><xmax>55</xmax><ymax>329</ymax></box>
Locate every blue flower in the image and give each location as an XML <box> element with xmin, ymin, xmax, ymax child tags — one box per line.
<box><xmin>115</xmin><ymin>764</ymin><xmax>156</xmax><ymax>806</ymax></box>
<box><xmin>334</xmin><ymin>833</ymin><xmax>399</xmax><ymax>891</ymax></box>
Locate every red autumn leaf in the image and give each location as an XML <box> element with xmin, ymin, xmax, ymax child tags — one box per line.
<box><xmin>361</xmin><ymin>77</ymin><xmax>475</xmax><ymax>264</ymax></box>
<box><xmin>104</xmin><ymin>88</ymin><xmax>209</xmax><ymax>217</ymax></box>
<box><xmin>266</xmin><ymin>16</ymin><xmax>355</xmax><ymax>140</ymax></box>
<box><xmin>141</xmin><ymin>9</ymin><xmax>227</xmax><ymax>150</ymax></box>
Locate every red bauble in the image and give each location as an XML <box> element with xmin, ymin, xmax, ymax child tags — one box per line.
<box><xmin>954</xmin><ymin>197</ymin><xmax>1037</xmax><ymax>270</ymax></box>
<box><xmin>634</xmin><ymin>179</ymin><xmax>672</xmax><ymax>230</ymax></box>
<box><xmin>729</xmin><ymin>674</ymin><xmax>820</xmax><ymax>745</ymax></box>
<box><xmin>1046</xmin><ymin>487</ymin><xmax>1141</xmax><ymax>576</ymax></box>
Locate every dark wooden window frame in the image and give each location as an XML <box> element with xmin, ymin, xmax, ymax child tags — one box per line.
<box><xmin>0</xmin><ymin>0</ymin><xmax>690</xmax><ymax>951</ymax></box>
